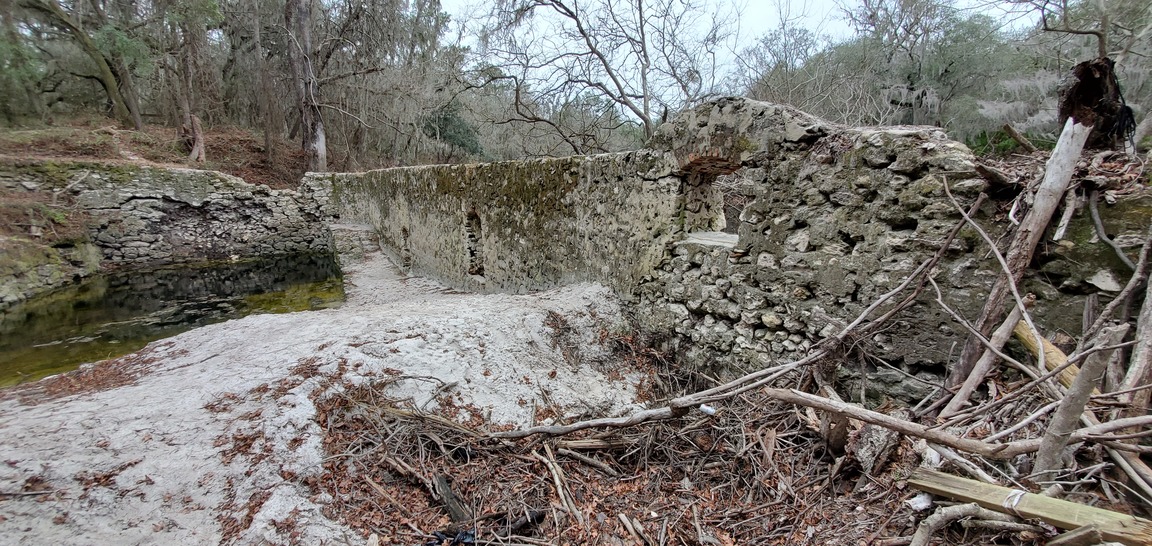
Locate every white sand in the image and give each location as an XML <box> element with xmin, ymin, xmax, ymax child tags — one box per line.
<box><xmin>0</xmin><ymin>252</ymin><xmax>645</xmax><ymax>545</ymax></box>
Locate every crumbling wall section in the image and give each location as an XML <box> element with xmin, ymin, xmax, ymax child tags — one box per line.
<box><xmin>71</xmin><ymin>166</ymin><xmax>333</xmax><ymax>265</ymax></box>
<box><xmin>636</xmin><ymin>98</ymin><xmax>1148</xmax><ymax>399</ymax></box>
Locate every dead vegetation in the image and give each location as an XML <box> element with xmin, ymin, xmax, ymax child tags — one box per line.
<box><xmin>303</xmin><ymin>132</ymin><xmax>1152</xmax><ymax>545</ymax></box>
<box><xmin>0</xmin><ymin>119</ymin><xmax>308</xmax><ymax>189</ymax></box>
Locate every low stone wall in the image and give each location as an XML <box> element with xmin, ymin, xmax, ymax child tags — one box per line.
<box><xmin>0</xmin><ymin>160</ymin><xmax>334</xmax><ymax>307</ymax></box>
<box><xmin>4</xmin><ymin>99</ymin><xmax>1140</xmax><ymax>402</ymax></box>
<box><xmin>317</xmin><ymin>151</ymin><xmax>682</xmax><ymax>293</ymax></box>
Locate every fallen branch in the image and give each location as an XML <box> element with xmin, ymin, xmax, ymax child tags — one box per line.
<box><xmin>1089</xmin><ymin>189</ymin><xmax>1136</xmax><ymax>270</ymax></box>
<box><xmin>1120</xmin><ymin>284</ymin><xmax>1152</xmax><ymax>413</ymax></box>
<box><xmin>1003</xmin><ymin>123</ymin><xmax>1039</xmax><ymax>153</ymax></box>
<box><xmin>975</xmin><ymin>163</ymin><xmax>1016</xmax><ymax>188</ymax></box>
<box><xmin>556</xmin><ymin>447</ymin><xmax>619</xmax><ymax>477</ymax></box>
<box><xmin>1013</xmin><ymin>321</ymin><xmax>1094</xmax><ymax>392</ymax></box>
<box><xmin>1013</xmin><ymin>326</ymin><xmax>1152</xmax><ymax>501</ymax></box>
<box><xmin>941</xmin><ymin>178</ymin><xmax>1050</xmax><ymax>408</ymax></box>
<box><xmin>763</xmin><ymin>388</ymin><xmax>1152</xmax><ymax>459</ymax></box>
<box><xmin>1034</xmin><ymin>325</ymin><xmax>1128</xmax><ymax>479</ymax></box>
<box><xmin>908</xmin><ymin>502</ymin><xmax>1018</xmax><ymax>546</ymax></box>
<box><xmin>940</xmin><ymin>302</ymin><xmax>1026</xmax><ymax>417</ymax></box>
<box><xmin>535</xmin><ymin>445</ymin><xmax>584</xmax><ymax>525</ymax></box>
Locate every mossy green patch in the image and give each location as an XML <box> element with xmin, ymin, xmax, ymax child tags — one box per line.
<box><xmin>241</xmin><ymin>277</ymin><xmax>345</xmax><ymax>313</ymax></box>
<box><xmin>0</xmin><ymin>158</ymin><xmax>143</xmax><ymax>188</ymax></box>
<box><xmin>1048</xmin><ymin>194</ymin><xmax>1152</xmax><ymax>279</ymax></box>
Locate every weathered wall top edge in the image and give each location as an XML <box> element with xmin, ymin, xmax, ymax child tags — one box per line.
<box><xmin>306</xmin><ymin>149</ymin><xmax>674</xmax><ymax>180</ymax></box>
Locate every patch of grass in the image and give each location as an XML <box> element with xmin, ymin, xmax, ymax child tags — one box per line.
<box><xmin>966</xmin><ymin>129</ymin><xmax>1057</xmax><ymax>156</ymax></box>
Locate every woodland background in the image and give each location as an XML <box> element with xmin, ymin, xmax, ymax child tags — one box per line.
<box><xmin>1</xmin><ymin>0</ymin><xmax>1150</xmax><ymax>173</ymax></box>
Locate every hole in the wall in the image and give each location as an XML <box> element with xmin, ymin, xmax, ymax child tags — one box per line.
<box><xmin>465</xmin><ymin>208</ymin><xmax>485</xmax><ymax>277</ymax></box>
<box><xmin>399</xmin><ymin>227</ymin><xmax>412</xmax><ymax>269</ymax></box>
<box><xmin>838</xmin><ymin>230</ymin><xmax>863</xmax><ymax>252</ymax></box>
<box><xmin>715</xmin><ymin>171</ymin><xmax>753</xmax><ymax>235</ymax></box>
<box><xmin>679</xmin><ymin>171</ymin><xmax>740</xmax><ymax>249</ymax></box>
<box><xmin>888</xmin><ymin>217</ymin><xmax>919</xmax><ymax>232</ymax></box>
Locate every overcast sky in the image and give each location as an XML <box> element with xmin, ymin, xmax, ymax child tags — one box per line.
<box><xmin>437</xmin><ymin>0</ymin><xmax>1030</xmax><ymax>45</ymax></box>
<box><xmin>438</xmin><ymin>0</ymin><xmax>858</xmax><ymax>48</ymax></box>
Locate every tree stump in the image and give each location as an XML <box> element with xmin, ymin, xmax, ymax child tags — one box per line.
<box><xmin>1057</xmin><ymin>57</ymin><xmax>1134</xmax><ymax>149</ymax></box>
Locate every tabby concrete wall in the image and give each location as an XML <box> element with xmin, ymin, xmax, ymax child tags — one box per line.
<box><xmin>316</xmin><ymin>151</ymin><xmax>683</xmax><ymax>294</ymax></box>
<box><xmin>319</xmin><ymin>97</ymin><xmax>1148</xmax><ymax>400</ymax></box>
<box><xmin>0</xmin><ymin>160</ymin><xmax>334</xmax><ymax>307</ymax></box>
<box><xmin>636</xmin><ymin>99</ymin><xmax>1148</xmax><ymax>396</ymax></box>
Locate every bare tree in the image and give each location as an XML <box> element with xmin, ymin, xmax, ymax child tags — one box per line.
<box><xmin>479</xmin><ymin>0</ymin><xmax>734</xmax><ymax>153</ymax></box>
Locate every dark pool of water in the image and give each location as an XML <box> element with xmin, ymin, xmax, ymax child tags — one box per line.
<box><xmin>0</xmin><ymin>253</ymin><xmax>344</xmax><ymax>387</ymax></box>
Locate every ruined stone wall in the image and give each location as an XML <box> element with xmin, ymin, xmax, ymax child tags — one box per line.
<box><xmin>635</xmin><ymin>100</ymin><xmax>984</xmax><ymax>396</ymax></box>
<box><xmin>321</xmin><ymin>97</ymin><xmax>1149</xmax><ymax>402</ymax></box>
<box><xmin>316</xmin><ymin>151</ymin><xmax>682</xmax><ymax>293</ymax></box>
<box><xmin>636</xmin><ymin>99</ymin><xmax>1148</xmax><ymax>399</ymax></box>
<box><xmin>0</xmin><ymin>160</ymin><xmax>333</xmax><ymax>307</ymax></box>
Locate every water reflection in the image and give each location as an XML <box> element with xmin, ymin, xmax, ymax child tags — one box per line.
<box><xmin>0</xmin><ymin>253</ymin><xmax>344</xmax><ymax>387</ymax></box>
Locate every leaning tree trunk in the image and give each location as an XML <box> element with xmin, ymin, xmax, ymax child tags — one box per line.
<box><xmin>284</xmin><ymin>0</ymin><xmax>326</xmax><ymax>173</ymax></box>
<box><xmin>21</xmin><ymin>0</ymin><xmax>135</xmax><ymax>127</ymax></box>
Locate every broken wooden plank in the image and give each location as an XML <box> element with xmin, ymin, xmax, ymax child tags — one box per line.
<box><xmin>908</xmin><ymin>469</ymin><xmax>1152</xmax><ymax>546</ymax></box>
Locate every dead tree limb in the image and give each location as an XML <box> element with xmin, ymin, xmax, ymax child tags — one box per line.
<box><xmin>940</xmin><ymin>303</ymin><xmax>1026</xmax><ymax>417</ymax></box>
<box><xmin>1015</xmin><ymin>324</ymin><xmax>1152</xmax><ymax>501</ymax></box>
<box><xmin>1034</xmin><ymin>325</ymin><xmax>1129</xmax><ymax>480</ymax></box>
<box><xmin>939</xmin><ymin>177</ymin><xmax>1050</xmax><ymax>411</ymax></box>
<box><xmin>1120</xmin><ymin>283</ymin><xmax>1152</xmax><ymax>431</ymax></box>
<box><xmin>1013</xmin><ymin>321</ymin><xmax>1095</xmax><ymax>392</ymax></box>
<box><xmin>909</xmin><ymin>503</ymin><xmax>1018</xmax><ymax>546</ymax></box>
<box><xmin>1089</xmin><ymin>189</ymin><xmax>1136</xmax><ymax>270</ymax></box>
<box><xmin>1003</xmin><ymin>123</ymin><xmax>1039</xmax><ymax>153</ymax></box>
<box><xmin>951</xmin><ymin>118</ymin><xmax>1092</xmax><ymax>389</ymax></box>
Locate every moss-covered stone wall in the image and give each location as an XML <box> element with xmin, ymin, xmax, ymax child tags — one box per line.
<box><xmin>318</xmin><ymin>151</ymin><xmax>683</xmax><ymax>293</ymax></box>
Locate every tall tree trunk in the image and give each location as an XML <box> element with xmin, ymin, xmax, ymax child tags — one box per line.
<box><xmin>114</xmin><ymin>58</ymin><xmax>145</xmax><ymax>130</ymax></box>
<box><xmin>177</xmin><ymin>23</ymin><xmax>206</xmax><ymax>162</ymax></box>
<box><xmin>284</xmin><ymin>0</ymin><xmax>326</xmax><ymax>172</ymax></box>
<box><xmin>252</xmin><ymin>2</ymin><xmax>275</xmax><ymax>163</ymax></box>
<box><xmin>20</xmin><ymin>0</ymin><xmax>136</xmax><ymax>127</ymax></box>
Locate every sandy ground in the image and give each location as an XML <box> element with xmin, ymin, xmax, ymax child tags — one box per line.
<box><xmin>0</xmin><ymin>252</ymin><xmax>646</xmax><ymax>545</ymax></box>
